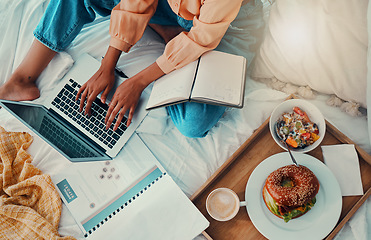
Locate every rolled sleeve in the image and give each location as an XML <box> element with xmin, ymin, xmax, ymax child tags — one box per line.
<box><xmin>109</xmin><ymin>0</ymin><xmax>158</xmax><ymax>52</ymax></box>
<box><xmin>109</xmin><ymin>36</ymin><xmax>133</xmax><ymax>53</ymax></box>
<box><xmin>157</xmin><ymin>0</ymin><xmax>243</xmax><ymax>73</ymax></box>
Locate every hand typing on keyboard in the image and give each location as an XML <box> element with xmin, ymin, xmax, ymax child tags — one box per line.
<box><xmin>76</xmin><ymin>47</ymin><xmax>165</xmax><ymax>131</ymax></box>
<box><xmin>52</xmin><ymin>79</ymin><xmax>128</xmax><ymax>149</ymax></box>
<box><xmin>76</xmin><ymin>62</ymin><xmax>115</xmax><ymax>117</ymax></box>
<box><xmin>104</xmin><ymin>75</ymin><xmax>145</xmax><ymax>130</ymax></box>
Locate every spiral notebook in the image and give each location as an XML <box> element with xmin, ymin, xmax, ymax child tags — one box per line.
<box><xmin>52</xmin><ymin>134</ymin><xmax>209</xmax><ymax>239</ymax></box>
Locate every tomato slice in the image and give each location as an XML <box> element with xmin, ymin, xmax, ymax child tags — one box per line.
<box><xmin>293</xmin><ymin>107</ymin><xmax>304</xmax><ymax>116</ymax></box>
<box><xmin>293</xmin><ymin>107</ymin><xmax>310</xmax><ymax>123</ymax></box>
<box><xmin>302</xmin><ymin>132</ymin><xmax>311</xmax><ymax>140</ymax></box>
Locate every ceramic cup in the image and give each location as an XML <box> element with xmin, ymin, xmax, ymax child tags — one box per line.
<box><xmin>206</xmin><ymin>188</ymin><xmax>246</xmax><ymax>221</ymax></box>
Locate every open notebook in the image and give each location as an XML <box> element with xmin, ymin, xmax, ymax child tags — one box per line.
<box><xmin>146</xmin><ymin>51</ymin><xmax>247</xmax><ymax>110</ymax></box>
<box><xmin>52</xmin><ymin>133</ymin><xmax>209</xmax><ymax>239</ymax></box>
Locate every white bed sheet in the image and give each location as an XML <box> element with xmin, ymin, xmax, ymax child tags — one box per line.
<box><xmin>0</xmin><ymin>0</ymin><xmax>369</xmax><ymax>239</ymax></box>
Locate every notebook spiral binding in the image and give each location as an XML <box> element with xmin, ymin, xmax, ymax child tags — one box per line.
<box><xmin>84</xmin><ymin>172</ymin><xmax>166</xmax><ymax>238</ymax></box>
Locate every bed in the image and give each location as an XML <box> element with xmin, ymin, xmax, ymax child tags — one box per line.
<box><xmin>0</xmin><ymin>0</ymin><xmax>370</xmax><ymax>239</ymax></box>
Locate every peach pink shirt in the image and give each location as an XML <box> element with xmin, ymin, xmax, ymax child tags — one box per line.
<box><xmin>109</xmin><ymin>0</ymin><xmax>243</xmax><ymax>74</ymax></box>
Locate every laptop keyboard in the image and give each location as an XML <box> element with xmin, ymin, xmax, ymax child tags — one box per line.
<box><xmin>40</xmin><ymin>116</ymin><xmax>97</xmax><ymax>158</ymax></box>
<box><xmin>51</xmin><ymin>79</ymin><xmax>127</xmax><ymax>149</ymax></box>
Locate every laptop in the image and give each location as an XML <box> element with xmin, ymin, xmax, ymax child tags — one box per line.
<box><xmin>0</xmin><ymin>54</ymin><xmax>149</xmax><ymax>162</ymax></box>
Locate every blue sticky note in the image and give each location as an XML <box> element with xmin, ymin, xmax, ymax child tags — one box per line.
<box><xmin>57</xmin><ymin>179</ymin><xmax>78</xmax><ymax>203</ymax></box>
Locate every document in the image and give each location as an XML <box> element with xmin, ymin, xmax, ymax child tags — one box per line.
<box><xmin>53</xmin><ymin>134</ymin><xmax>209</xmax><ymax>239</ymax></box>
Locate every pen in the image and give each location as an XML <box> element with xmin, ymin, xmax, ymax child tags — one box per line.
<box><xmin>114</xmin><ymin>67</ymin><xmax>128</xmax><ymax>78</ymax></box>
<box><xmin>101</xmin><ymin>57</ymin><xmax>128</xmax><ymax>78</ymax></box>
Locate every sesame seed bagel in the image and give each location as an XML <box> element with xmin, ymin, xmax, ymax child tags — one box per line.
<box><xmin>265</xmin><ymin>165</ymin><xmax>319</xmax><ymax>207</ymax></box>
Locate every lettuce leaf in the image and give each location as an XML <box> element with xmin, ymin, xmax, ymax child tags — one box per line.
<box><xmin>263</xmin><ymin>186</ymin><xmax>317</xmax><ymax>223</ymax></box>
<box><xmin>282</xmin><ymin>198</ymin><xmax>316</xmax><ymax>222</ymax></box>
<box><xmin>263</xmin><ymin>187</ymin><xmax>280</xmax><ymax>216</ymax></box>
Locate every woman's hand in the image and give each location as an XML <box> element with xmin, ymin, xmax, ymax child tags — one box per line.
<box><xmin>104</xmin><ymin>62</ymin><xmax>165</xmax><ymax>130</ymax></box>
<box><xmin>104</xmin><ymin>77</ymin><xmax>145</xmax><ymax>130</ymax></box>
<box><xmin>76</xmin><ymin>46</ymin><xmax>122</xmax><ymax>115</ymax></box>
<box><xmin>76</xmin><ymin>63</ymin><xmax>115</xmax><ymax>115</ymax></box>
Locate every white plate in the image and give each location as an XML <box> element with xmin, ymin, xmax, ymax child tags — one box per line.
<box><xmin>245</xmin><ymin>152</ymin><xmax>342</xmax><ymax>240</ymax></box>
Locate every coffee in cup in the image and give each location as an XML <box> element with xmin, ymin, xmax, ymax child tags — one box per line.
<box><xmin>206</xmin><ymin>188</ymin><xmax>246</xmax><ymax>221</ymax></box>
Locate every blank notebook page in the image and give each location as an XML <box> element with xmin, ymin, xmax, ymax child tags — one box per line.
<box><xmin>191</xmin><ymin>51</ymin><xmax>245</xmax><ymax>105</ymax></box>
<box><xmin>147</xmin><ymin>60</ymin><xmax>198</xmax><ymax>108</ymax></box>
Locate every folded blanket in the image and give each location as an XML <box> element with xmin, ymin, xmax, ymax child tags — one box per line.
<box><xmin>0</xmin><ymin>126</ymin><xmax>74</xmax><ymax>240</ymax></box>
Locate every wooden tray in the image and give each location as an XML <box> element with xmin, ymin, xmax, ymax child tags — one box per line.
<box><xmin>191</xmin><ymin>114</ymin><xmax>371</xmax><ymax>239</ymax></box>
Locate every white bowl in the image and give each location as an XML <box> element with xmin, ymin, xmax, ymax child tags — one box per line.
<box><xmin>269</xmin><ymin>99</ymin><xmax>326</xmax><ymax>153</ymax></box>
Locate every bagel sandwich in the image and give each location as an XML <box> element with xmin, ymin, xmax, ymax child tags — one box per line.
<box><xmin>262</xmin><ymin>165</ymin><xmax>320</xmax><ymax>222</ymax></box>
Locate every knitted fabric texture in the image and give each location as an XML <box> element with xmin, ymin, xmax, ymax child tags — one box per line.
<box><xmin>0</xmin><ymin>126</ymin><xmax>75</xmax><ymax>240</ymax></box>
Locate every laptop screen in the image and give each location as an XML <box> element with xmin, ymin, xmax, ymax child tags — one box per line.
<box><xmin>1</xmin><ymin>101</ymin><xmax>108</xmax><ymax>161</ymax></box>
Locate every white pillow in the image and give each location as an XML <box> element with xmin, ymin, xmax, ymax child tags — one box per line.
<box><xmin>251</xmin><ymin>0</ymin><xmax>368</xmax><ymax>108</ymax></box>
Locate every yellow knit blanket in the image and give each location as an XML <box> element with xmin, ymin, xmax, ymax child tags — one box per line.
<box><xmin>0</xmin><ymin>126</ymin><xmax>75</xmax><ymax>239</ymax></box>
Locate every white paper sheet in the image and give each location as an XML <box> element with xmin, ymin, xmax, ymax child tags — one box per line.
<box><xmin>322</xmin><ymin>144</ymin><xmax>363</xmax><ymax>196</ymax></box>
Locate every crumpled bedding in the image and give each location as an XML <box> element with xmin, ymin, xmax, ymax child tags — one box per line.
<box><xmin>0</xmin><ymin>0</ymin><xmax>370</xmax><ymax>239</ymax></box>
<box><xmin>0</xmin><ymin>126</ymin><xmax>75</xmax><ymax>240</ymax></box>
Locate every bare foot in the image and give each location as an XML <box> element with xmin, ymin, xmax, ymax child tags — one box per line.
<box><xmin>0</xmin><ymin>74</ymin><xmax>40</xmax><ymax>101</ymax></box>
<box><xmin>0</xmin><ymin>39</ymin><xmax>56</xmax><ymax>101</ymax></box>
